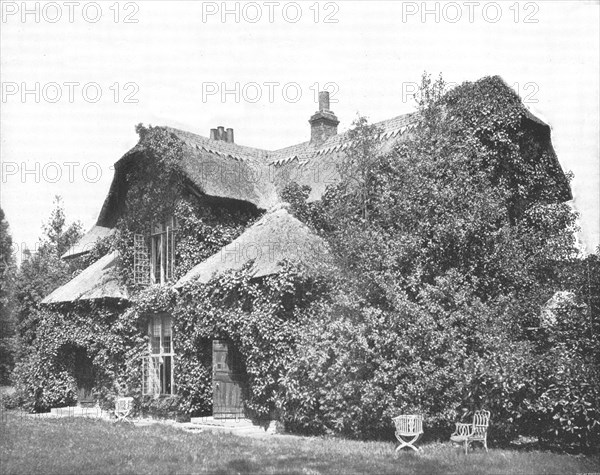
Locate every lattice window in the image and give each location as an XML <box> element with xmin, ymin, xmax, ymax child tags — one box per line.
<box><xmin>133</xmin><ymin>234</ymin><xmax>150</xmax><ymax>286</ymax></box>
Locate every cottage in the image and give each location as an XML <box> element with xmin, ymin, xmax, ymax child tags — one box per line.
<box><xmin>40</xmin><ymin>82</ymin><xmax>572</xmax><ymax>418</ymax></box>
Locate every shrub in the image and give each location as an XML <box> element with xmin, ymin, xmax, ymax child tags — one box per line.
<box><xmin>280</xmin><ymin>271</ymin><xmax>517</xmax><ymax>440</ymax></box>
<box><xmin>139</xmin><ymin>395</ymin><xmax>188</xmax><ymax>421</ymax></box>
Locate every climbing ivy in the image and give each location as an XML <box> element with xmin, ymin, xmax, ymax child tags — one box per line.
<box><xmin>12</xmin><ymin>124</ymin><xmax>259</xmax><ymax>414</ymax></box>
<box><xmin>12</xmin><ymin>300</ymin><xmax>144</xmax><ymax>412</ymax></box>
<box><xmin>172</xmin><ymin>261</ymin><xmax>330</xmax><ymax>418</ymax></box>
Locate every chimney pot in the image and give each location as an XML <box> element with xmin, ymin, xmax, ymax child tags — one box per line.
<box><xmin>217</xmin><ymin>126</ymin><xmax>225</xmax><ymax>140</ymax></box>
<box><xmin>226</xmin><ymin>128</ymin><xmax>234</xmax><ymax>143</ymax></box>
<box><xmin>210</xmin><ymin>128</ymin><xmax>218</xmax><ymax>140</ymax></box>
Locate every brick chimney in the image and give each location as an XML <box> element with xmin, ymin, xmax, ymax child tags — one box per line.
<box><xmin>309</xmin><ymin>91</ymin><xmax>339</xmax><ymax>145</ymax></box>
<box><xmin>209</xmin><ymin>126</ymin><xmax>234</xmax><ymax>143</ymax></box>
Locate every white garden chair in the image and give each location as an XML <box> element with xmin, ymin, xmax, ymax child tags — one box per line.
<box><xmin>393</xmin><ymin>414</ymin><xmax>424</xmax><ymax>452</ymax></box>
<box><xmin>114</xmin><ymin>397</ymin><xmax>134</xmax><ymax>424</ymax></box>
<box><xmin>450</xmin><ymin>410</ymin><xmax>491</xmax><ymax>454</ymax></box>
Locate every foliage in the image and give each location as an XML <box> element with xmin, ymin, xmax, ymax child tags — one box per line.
<box><xmin>135</xmin><ymin>285</ymin><xmax>178</xmax><ymax>315</ymax></box>
<box><xmin>0</xmin><ymin>207</ymin><xmax>17</xmax><ymax>384</ymax></box>
<box><xmin>307</xmin><ymin>75</ymin><xmax>578</xmax><ymax>308</ymax></box>
<box><xmin>113</xmin><ymin>125</ymin><xmax>258</xmax><ymax>289</ymax></box>
<box><xmin>11</xmin><ymin>126</ymin><xmax>259</xmax><ymax>417</ymax></box>
<box><xmin>111</xmin><ymin>125</ymin><xmax>185</xmax><ymax>288</ymax></box>
<box><xmin>12</xmin><ymin>301</ymin><xmax>144</xmax><ymax>412</ymax></box>
<box><xmin>138</xmin><ymin>394</ymin><xmax>187</xmax><ymax>420</ymax></box>
<box><xmin>13</xmin><ymin>197</ymin><xmax>84</xmax><ymax>352</ymax></box>
<box><xmin>71</xmin><ymin>233</ymin><xmax>113</xmax><ymax>271</ymax></box>
<box><xmin>281</xmin><ymin>271</ymin><xmax>523</xmax><ymax>440</ymax></box>
<box><xmin>281</xmin><ymin>74</ymin><xmax>596</xmax><ymax>451</ymax></box>
<box><xmin>535</xmin><ymin>276</ymin><xmax>600</xmax><ymax>450</ymax></box>
<box><xmin>173</xmin><ymin>262</ymin><xmax>329</xmax><ymax>418</ymax></box>
<box><xmin>171</xmin><ymin>198</ymin><xmax>257</xmax><ymax>281</ymax></box>
<box><xmin>555</xmin><ymin>248</ymin><xmax>600</xmax><ymax>338</ymax></box>
<box><xmin>42</xmin><ymin>196</ymin><xmax>85</xmax><ymax>258</ymax></box>
<box><xmin>335</xmin><ymin>116</ymin><xmax>384</xmax><ymax>225</ymax></box>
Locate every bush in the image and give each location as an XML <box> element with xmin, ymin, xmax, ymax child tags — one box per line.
<box><xmin>138</xmin><ymin>395</ymin><xmax>188</xmax><ymax>421</ymax></box>
<box><xmin>531</xmin><ymin>294</ymin><xmax>600</xmax><ymax>452</ymax></box>
<box><xmin>280</xmin><ymin>272</ymin><xmax>517</xmax><ymax>440</ymax></box>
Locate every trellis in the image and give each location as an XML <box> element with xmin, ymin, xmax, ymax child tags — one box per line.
<box><xmin>133</xmin><ymin>233</ymin><xmax>151</xmax><ymax>285</ymax></box>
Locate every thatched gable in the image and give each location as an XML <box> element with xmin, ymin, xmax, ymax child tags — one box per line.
<box><xmin>521</xmin><ymin>109</ymin><xmax>572</xmax><ymax>203</ymax></box>
<box><xmin>175</xmin><ymin>205</ymin><xmax>331</xmax><ymax>286</ymax></box>
<box><xmin>42</xmin><ymin>251</ymin><xmax>128</xmax><ymax>304</ymax></box>
<box><xmin>62</xmin><ymin>225</ymin><xmax>113</xmax><ymax>259</ymax></box>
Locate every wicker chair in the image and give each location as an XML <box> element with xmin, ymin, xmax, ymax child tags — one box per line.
<box><xmin>450</xmin><ymin>410</ymin><xmax>491</xmax><ymax>454</ymax></box>
<box><xmin>393</xmin><ymin>414</ymin><xmax>424</xmax><ymax>452</ymax></box>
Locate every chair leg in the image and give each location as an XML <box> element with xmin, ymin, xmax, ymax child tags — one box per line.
<box><xmin>396</xmin><ymin>434</ymin><xmax>421</xmax><ymax>453</ymax></box>
<box><xmin>464</xmin><ymin>440</ymin><xmax>468</xmax><ymax>455</ymax></box>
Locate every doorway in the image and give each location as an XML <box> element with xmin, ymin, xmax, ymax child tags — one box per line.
<box><xmin>212</xmin><ymin>340</ymin><xmax>247</xmax><ymax>419</ymax></box>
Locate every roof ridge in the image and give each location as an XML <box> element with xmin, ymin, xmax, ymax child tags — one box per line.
<box><xmin>161</xmin><ymin>111</ymin><xmax>417</xmax><ymax>159</ymax></box>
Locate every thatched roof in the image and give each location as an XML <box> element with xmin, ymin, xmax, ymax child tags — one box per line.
<box><xmin>48</xmin><ymin>84</ymin><xmax>575</xmax><ymax>304</ymax></box>
<box><xmin>93</xmin><ymin>113</ymin><xmax>416</xmax><ymax>229</ymax></box>
<box><xmin>175</xmin><ymin>205</ymin><xmax>331</xmax><ymax>286</ymax></box>
<box><xmin>168</xmin><ymin>127</ymin><xmax>279</xmax><ymax>210</ymax></box>
<box><xmin>42</xmin><ymin>251</ymin><xmax>128</xmax><ymax>304</ymax></box>
<box><xmin>69</xmin><ymin>82</ymin><xmax>572</xmax><ymax>260</ymax></box>
<box><xmin>62</xmin><ymin>225</ymin><xmax>113</xmax><ymax>259</ymax></box>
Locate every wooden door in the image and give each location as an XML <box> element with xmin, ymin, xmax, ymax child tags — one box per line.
<box><xmin>212</xmin><ymin>340</ymin><xmax>246</xmax><ymax>419</ymax></box>
<box><xmin>73</xmin><ymin>350</ymin><xmax>95</xmax><ymax>406</ymax></box>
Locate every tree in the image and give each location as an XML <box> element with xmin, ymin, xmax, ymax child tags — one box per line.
<box><xmin>0</xmin><ymin>207</ymin><xmax>16</xmax><ymax>384</ymax></box>
<box><xmin>300</xmin><ymin>74</ymin><xmax>579</xmax><ymax>311</ymax></box>
<box><xmin>14</xmin><ymin>197</ymin><xmax>83</xmax><ymax>352</ymax></box>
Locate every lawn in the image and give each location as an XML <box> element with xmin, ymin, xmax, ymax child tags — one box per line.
<box><xmin>1</xmin><ymin>414</ymin><xmax>598</xmax><ymax>475</ymax></box>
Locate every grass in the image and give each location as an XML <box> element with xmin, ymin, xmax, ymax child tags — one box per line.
<box><xmin>1</xmin><ymin>413</ymin><xmax>598</xmax><ymax>475</ymax></box>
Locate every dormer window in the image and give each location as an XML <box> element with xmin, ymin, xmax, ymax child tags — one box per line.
<box><xmin>150</xmin><ymin>216</ymin><xmax>178</xmax><ymax>284</ymax></box>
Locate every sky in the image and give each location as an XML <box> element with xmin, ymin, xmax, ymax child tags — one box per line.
<box><xmin>1</xmin><ymin>0</ymin><xmax>599</xmax><ymax>263</ymax></box>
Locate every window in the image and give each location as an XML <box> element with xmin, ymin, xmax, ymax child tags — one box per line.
<box><xmin>150</xmin><ymin>217</ymin><xmax>177</xmax><ymax>284</ymax></box>
<box><xmin>143</xmin><ymin>314</ymin><xmax>175</xmax><ymax>396</ymax></box>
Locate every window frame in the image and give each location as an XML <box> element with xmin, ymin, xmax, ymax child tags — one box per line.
<box><xmin>150</xmin><ymin>216</ymin><xmax>177</xmax><ymax>284</ymax></box>
<box><xmin>144</xmin><ymin>314</ymin><xmax>175</xmax><ymax>396</ymax></box>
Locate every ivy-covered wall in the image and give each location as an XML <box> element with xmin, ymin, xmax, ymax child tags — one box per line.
<box><xmin>12</xmin><ymin>300</ymin><xmax>143</xmax><ymax>412</ymax></box>
<box><xmin>172</xmin><ymin>262</ymin><xmax>330</xmax><ymax>419</ymax></box>
<box><xmin>12</xmin><ymin>125</ymin><xmax>264</xmax><ymax>416</ymax></box>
